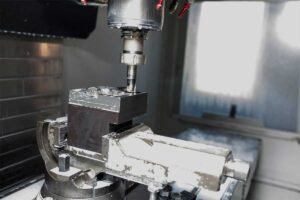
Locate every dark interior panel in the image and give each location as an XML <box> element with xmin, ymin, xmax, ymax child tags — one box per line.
<box><xmin>0</xmin><ymin>0</ymin><xmax>98</xmax><ymax>39</ymax></box>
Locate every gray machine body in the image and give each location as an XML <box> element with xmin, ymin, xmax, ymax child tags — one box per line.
<box><xmin>37</xmin><ymin>174</ymin><xmax>125</xmax><ymax>200</ymax></box>
<box><xmin>107</xmin><ymin>0</ymin><xmax>164</xmax><ymax>31</ymax></box>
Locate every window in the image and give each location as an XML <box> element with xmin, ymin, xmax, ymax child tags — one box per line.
<box><xmin>276</xmin><ymin>1</ymin><xmax>300</xmax><ymax>49</ymax></box>
<box><xmin>180</xmin><ymin>1</ymin><xmax>300</xmax><ymax>132</ymax></box>
<box><xmin>192</xmin><ymin>2</ymin><xmax>265</xmax><ymax>98</ymax></box>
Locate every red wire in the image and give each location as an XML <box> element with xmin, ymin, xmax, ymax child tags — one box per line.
<box><xmin>156</xmin><ymin>0</ymin><xmax>164</xmax><ymax>10</ymax></box>
<box><xmin>81</xmin><ymin>0</ymin><xmax>87</xmax><ymax>5</ymax></box>
<box><xmin>178</xmin><ymin>2</ymin><xmax>191</xmax><ymax>17</ymax></box>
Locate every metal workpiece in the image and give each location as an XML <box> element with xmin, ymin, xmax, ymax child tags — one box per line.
<box><xmin>102</xmin><ymin>124</ymin><xmax>249</xmax><ymax>191</ymax></box>
<box><xmin>69</xmin><ymin>86</ymin><xmax>147</xmax><ymax>113</ymax></box>
<box><xmin>68</xmin><ymin>86</ymin><xmax>147</xmax><ymax>152</ymax></box>
<box><xmin>107</xmin><ymin>0</ymin><xmax>164</xmax><ymax>31</ymax></box>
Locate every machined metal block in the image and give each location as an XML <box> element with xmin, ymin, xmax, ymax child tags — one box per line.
<box><xmin>68</xmin><ymin>86</ymin><xmax>147</xmax><ymax>153</ymax></box>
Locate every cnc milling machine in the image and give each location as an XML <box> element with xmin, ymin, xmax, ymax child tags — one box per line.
<box><xmin>35</xmin><ymin>0</ymin><xmax>250</xmax><ymax>199</ymax></box>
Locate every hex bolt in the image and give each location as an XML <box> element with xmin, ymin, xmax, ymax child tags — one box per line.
<box><xmin>171</xmin><ymin>193</ymin><xmax>182</xmax><ymax>200</ymax></box>
<box><xmin>149</xmin><ymin>192</ymin><xmax>158</xmax><ymax>200</ymax></box>
<box><xmin>58</xmin><ymin>153</ymin><xmax>70</xmax><ymax>172</ymax></box>
<box><xmin>160</xmin><ymin>190</ymin><xmax>170</xmax><ymax>198</ymax></box>
<box><xmin>148</xmin><ymin>183</ymin><xmax>162</xmax><ymax>200</ymax></box>
<box><xmin>159</xmin><ymin>185</ymin><xmax>172</xmax><ymax>199</ymax></box>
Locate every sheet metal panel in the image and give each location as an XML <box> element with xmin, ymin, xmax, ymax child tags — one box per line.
<box><xmin>0</xmin><ymin>77</ymin><xmax>62</xmax><ymax>98</ymax></box>
<box><xmin>0</xmin><ymin>129</ymin><xmax>37</xmax><ymax>153</ymax></box>
<box><xmin>0</xmin><ymin>95</ymin><xmax>61</xmax><ymax>118</ymax></box>
<box><xmin>0</xmin><ymin>38</ymin><xmax>63</xmax><ymax>195</ymax></box>
<box><xmin>0</xmin><ymin>108</ymin><xmax>61</xmax><ymax>137</ymax></box>
<box><xmin>0</xmin><ymin>145</ymin><xmax>40</xmax><ymax>169</ymax></box>
<box><xmin>0</xmin><ymin>39</ymin><xmax>62</xmax><ymax>59</ymax></box>
<box><xmin>23</xmin><ymin>77</ymin><xmax>62</xmax><ymax>96</ymax></box>
<box><xmin>0</xmin><ymin>59</ymin><xmax>62</xmax><ymax>78</ymax></box>
<box><xmin>0</xmin><ymin>80</ymin><xmax>23</xmax><ymax>98</ymax></box>
<box><xmin>0</xmin><ymin>156</ymin><xmax>43</xmax><ymax>194</ymax></box>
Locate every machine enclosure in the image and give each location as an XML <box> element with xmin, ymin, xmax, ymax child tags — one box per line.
<box><xmin>107</xmin><ymin>0</ymin><xmax>164</xmax><ymax>31</ymax></box>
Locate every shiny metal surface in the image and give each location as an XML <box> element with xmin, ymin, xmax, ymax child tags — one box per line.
<box><xmin>23</xmin><ymin>77</ymin><xmax>62</xmax><ymax>96</ymax></box>
<box><xmin>0</xmin><ymin>145</ymin><xmax>39</xmax><ymax>169</ymax></box>
<box><xmin>177</xmin><ymin>127</ymin><xmax>261</xmax><ymax>199</ymax></box>
<box><xmin>37</xmin><ymin>114</ymin><xmax>249</xmax><ymax>200</ymax></box>
<box><xmin>37</xmin><ymin>174</ymin><xmax>125</xmax><ymax>200</ymax></box>
<box><xmin>37</xmin><ymin>84</ymin><xmax>250</xmax><ymax>200</ymax></box>
<box><xmin>0</xmin><ymin>39</ymin><xmax>62</xmax><ymax>58</ymax></box>
<box><xmin>68</xmin><ymin>86</ymin><xmax>147</xmax><ymax>153</ymax></box>
<box><xmin>120</xmin><ymin>30</ymin><xmax>146</xmax><ymax>93</ymax></box>
<box><xmin>0</xmin><ymin>80</ymin><xmax>23</xmax><ymax>98</ymax></box>
<box><xmin>0</xmin><ymin>59</ymin><xmax>62</xmax><ymax>78</ymax></box>
<box><xmin>127</xmin><ymin>65</ymin><xmax>137</xmax><ymax>92</ymax></box>
<box><xmin>103</xmin><ymin>124</ymin><xmax>249</xmax><ymax>191</ymax></box>
<box><xmin>196</xmin><ymin>178</ymin><xmax>243</xmax><ymax>200</ymax></box>
<box><xmin>76</xmin><ymin>0</ymin><xmax>108</xmax><ymax>7</ymax></box>
<box><xmin>1</xmin><ymin>129</ymin><xmax>36</xmax><ymax>153</ymax></box>
<box><xmin>121</xmin><ymin>31</ymin><xmax>146</xmax><ymax>67</ymax></box>
<box><xmin>1</xmin><ymin>109</ymin><xmax>61</xmax><ymax>136</ymax></box>
<box><xmin>0</xmin><ymin>95</ymin><xmax>61</xmax><ymax>118</ymax></box>
<box><xmin>58</xmin><ymin>153</ymin><xmax>70</xmax><ymax>172</ymax></box>
<box><xmin>0</xmin><ymin>38</ymin><xmax>63</xmax><ymax>195</ymax></box>
<box><xmin>0</xmin><ymin>78</ymin><xmax>62</xmax><ymax>98</ymax></box>
<box><xmin>107</xmin><ymin>0</ymin><xmax>164</xmax><ymax>31</ymax></box>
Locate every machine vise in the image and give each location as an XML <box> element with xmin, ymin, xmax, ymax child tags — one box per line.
<box><xmin>36</xmin><ymin>86</ymin><xmax>249</xmax><ymax>200</ymax></box>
